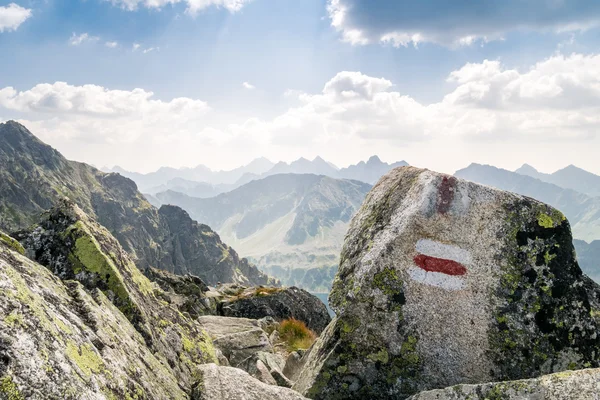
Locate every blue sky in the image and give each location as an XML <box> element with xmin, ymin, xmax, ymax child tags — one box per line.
<box><xmin>2</xmin><ymin>0</ymin><xmax>600</xmax><ymax>174</ymax></box>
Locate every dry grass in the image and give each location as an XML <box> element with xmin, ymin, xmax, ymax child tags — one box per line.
<box><xmin>253</xmin><ymin>286</ymin><xmax>282</xmax><ymax>297</ymax></box>
<box><xmin>278</xmin><ymin>318</ymin><xmax>317</xmax><ymax>351</ymax></box>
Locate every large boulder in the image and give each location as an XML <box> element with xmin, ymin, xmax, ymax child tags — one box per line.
<box><xmin>408</xmin><ymin>368</ymin><xmax>600</xmax><ymax>399</ymax></box>
<box><xmin>220</xmin><ymin>286</ymin><xmax>332</xmax><ymax>334</ymax></box>
<box><xmin>192</xmin><ymin>364</ymin><xmax>308</xmax><ymax>400</ymax></box>
<box><xmin>294</xmin><ymin>166</ymin><xmax>600</xmax><ymax>399</ymax></box>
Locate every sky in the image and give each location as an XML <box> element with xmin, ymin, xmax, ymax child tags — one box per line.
<box><xmin>2</xmin><ymin>0</ymin><xmax>600</xmax><ymax>175</ymax></box>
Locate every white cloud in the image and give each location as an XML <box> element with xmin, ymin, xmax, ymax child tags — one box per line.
<box><xmin>327</xmin><ymin>0</ymin><xmax>600</xmax><ymax>47</ymax></box>
<box><xmin>0</xmin><ymin>82</ymin><xmax>211</xmax><ymax>146</ymax></box>
<box><xmin>0</xmin><ymin>3</ymin><xmax>32</xmax><ymax>32</ymax></box>
<box><xmin>105</xmin><ymin>41</ymin><xmax>119</xmax><ymax>48</ymax></box>
<box><xmin>132</xmin><ymin>43</ymin><xmax>141</xmax><ymax>51</ymax></box>
<box><xmin>3</xmin><ymin>53</ymin><xmax>600</xmax><ymax>174</ymax></box>
<box><xmin>142</xmin><ymin>47</ymin><xmax>158</xmax><ymax>54</ymax></box>
<box><xmin>69</xmin><ymin>33</ymin><xmax>99</xmax><ymax>46</ymax></box>
<box><xmin>106</xmin><ymin>0</ymin><xmax>252</xmax><ymax>15</ymax></box>
<box><xmin>242</xmin><ymin>82</ymin><xmax>255</xmax><ymax>90</ymax></box>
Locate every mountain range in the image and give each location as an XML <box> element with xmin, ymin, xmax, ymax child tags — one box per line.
<box><xmin>516</xmin><ymin>163</ymin><xmax>600</xmax><ymax>198</ymax></box>
<box><xmin>109</xmin><ymin>155</ymin><xmax>408</xmax><ymax>195</ymax></box>
<box><xmin>0</xmin><ymin>121</ymin><xmax>273</xmax><ymax>286</ymax></box>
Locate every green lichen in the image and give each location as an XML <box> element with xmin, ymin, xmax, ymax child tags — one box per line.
<box><xmin>68</xmin><ymin>225</ymin><xmax>139</xmax><ymax>319</ymax></box>
<box><xmin>3</xmin><ymin>312</ymin><xmax>23</xmax><ymax>327</ymax></box>
<box><xmin>0</xmin><ymin>232</ymin><xmax>25</xmax><ymax>255</ymax></box>
<box><xmin>367</xmin><ymin>349</ymin><xmax>390</xmax><ymax>364</ymax></box>
<box><xmin>491</xmin><ymin>200</ymin><xmax>600</xmax><ymax>381</ymax></box>
<box><xmin>0</xmin><ymin>376</ymin><xmax>24</xmax><ymax>400</ymax></box>
<box><xmin>537</xmin><ymin>209</ymin><xmax>565</xmax><ymax>229</ymax></box>
<box><xmin>54</xmin><ymin>316</ymin><xmax>73</xmax><ymax>335</ymax></box>
<box><xmin>65</xmin><ymin>341</ymin><xmax>104</xmax><ymax>378</ymax></box>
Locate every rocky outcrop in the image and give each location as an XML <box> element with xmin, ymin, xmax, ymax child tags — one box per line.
<box><xmin>0</xmin><ymin>121</ymin><xmax>273</xmax><ymax>286</ymax></box>
<box><xmin>219</xmin><ymin>286</ymin><xmax>331</xmax><ymax>334</ymax></box>
<box><xmin>158</xmin><ymin>205</ymin><xmax>275</xmax><ymax>286</ymax></box>
<box><xmin>192</xmin><ymin>364</ymin><xmax>308</xmax><ymax>400</ymax></box>
<box><xmin>144</xmin><ymin>266</ymin><xmax>217</xmax><ymax>318</ymax></box>
<box><xmin>294</xmin><ymin>166</ymin><xmax>600</xmax><ymax>399</ymax></box>
<box><xmin>5</xmin><ymin>199</ymin><xmax>219</xmax><ymax>398</ymax></box>
<box><xmin>408</xmin><ymin>368</ymin><xmax>600</xmax><ymax>400</ymax></box>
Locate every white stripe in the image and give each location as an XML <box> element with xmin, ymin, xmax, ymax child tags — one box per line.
<box><xmin>415</xmin><ymin>239</ymin><xmax>472</xmax><ymax>265</ymax></box>
<box><xmin>408</xmin><ymin>267</ymin><xmax>465</xmax><ymax>291</ymax></box>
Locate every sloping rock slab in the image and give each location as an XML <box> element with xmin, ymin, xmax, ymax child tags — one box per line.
<box><xmin>408</xmin><ymin>368</ymin><xmax>600</xmax><ymax>400</ymax></box>
<box><xmin>294</xmin><ymin>166</ymin><xmax>600</xmax><ymax>399</ymax></box>
<box><xmin>192</xmin><ymin>364</ymin><xmax>308</xmax><ymax>400</ymax></box>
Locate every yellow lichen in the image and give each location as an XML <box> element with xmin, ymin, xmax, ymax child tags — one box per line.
<box><xmin>0</xmin><ymin>232</ymin><xmax>25</xmax><ymax>255</ymax></box>
<box><xmin>65</xmin><ymin>342</ymin><xmax>104</xmax><ymax>378</ymax></box>
<box><xmin>0</xmin><ymin>376</ymin><xmax>24</xmax><ymax>400</ymax></box>
<box><xmin>3</xmin><ymin>312</ymin><xmax>23</xmax><ymax>328</ymax></box>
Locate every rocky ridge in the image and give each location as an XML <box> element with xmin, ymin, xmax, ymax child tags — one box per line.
<box><xmin>0</xmin><ymin>121</ymin><xmax>271</xmax><ymax>286</ymax></box>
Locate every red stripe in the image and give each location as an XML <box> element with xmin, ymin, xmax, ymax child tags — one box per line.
<box><xmin>414</xmin><ymin>254</ymin><xmax>467</xmax><ymax>276</ymax></box>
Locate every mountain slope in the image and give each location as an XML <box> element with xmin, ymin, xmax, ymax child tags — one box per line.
<box><xmin>0</xmin><ymin>121</ymin><xmax>271</xmax><ymax>286</ymax></box>
<box><xmin>455</xmin><ymin>163</ymin><xmax>600</xmax><ymax>242</ymax></box>
<box><xmin>156</xmin><ymin>174</ymin><xmax>372</xmax><ymax>291</ymax></box>
<box><xmin>516</xmin><ymin>164</ymin><xmax>600</xmax><ymax>198</ymax></box>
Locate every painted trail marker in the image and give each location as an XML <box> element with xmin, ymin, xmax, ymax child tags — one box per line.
<box><xmin>408</xmin><ymin>238</ymin><xmax>470</xmax><ymax>290</ymax></box>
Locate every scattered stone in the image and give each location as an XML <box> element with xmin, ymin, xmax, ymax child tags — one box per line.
<box><xmin>256</xmin><ymin>360</ymin><xmax>279</xmax><ymax>386</ymax></box>
<box><xmin>294</xmin><ymin>166</ymin><xmax>600</xmax><ymax>399</ymax></box>
<box><xmin>192</xmin><ymin>364</ymin><xmax>308</xmax><ymax>400</ymax></box>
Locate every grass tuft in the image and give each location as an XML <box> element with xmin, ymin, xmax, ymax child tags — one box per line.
<box><xmin>278</xmin><ymin>318</ymin><xmax>316</xmax><ymax>351</ymax></box>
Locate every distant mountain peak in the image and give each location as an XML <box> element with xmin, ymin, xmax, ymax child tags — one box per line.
<box><xmin>367</xmin><ymin>155</ymin><xmax>382</xmax><ymax>164</ymax></box>
<box><xmin>515</xmin><ymin>163</ymin><xmax>540</xmax><ymax>176</ymax></box>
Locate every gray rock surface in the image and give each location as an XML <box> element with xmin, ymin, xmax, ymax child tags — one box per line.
<box><xmin>198</xmin><ymin>315</ymin><xmax>272</xmax><ymax>368</ymax></box>
<box><xmin>284</xmin><ymin>351</ymin><xmax>307</xmax><ymax>382</ymax></box>
<box><xmin>294</xmin><ymin>166</ymin><xmax>600</xmax><ymax>399</ymax></box>
<box><xmin>408</xmin><ymin>368</ymin><xmax>600</xmax><ymax>400</ymax></box>
<box><xmin>191</xmin><ymin>363</ymin><xmax>308</xmax><ymax>400</ymax></box>
<box><xmin>0</xmin><ymin>209</ymin><xmax>219</xmax><ymax>399</ymax></box>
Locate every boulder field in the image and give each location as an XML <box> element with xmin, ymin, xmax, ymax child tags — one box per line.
<box><xmin>294</xmin><ymin>166</ymin><xmax>600</xmax><ymax>399</ymax></box>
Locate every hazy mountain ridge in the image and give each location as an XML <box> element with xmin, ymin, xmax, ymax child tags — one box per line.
<box><xmin>516</xmin><ymin>163</ymin><xmax>600</xmax><ymax>198</ymax></box>
<box><xmin>0</xmin><ymin>121</ymin><xmax>272</xmax><ymax>286</ymax></box>
<box><xmin>104</xmin><ymin>156</ymin><xmax>276</xmax><ymax>191</ymax></box>
<box><xmin>111</xmin><ymin>155</ymin><xmax>408</xmax><ymax>196</ymax></box>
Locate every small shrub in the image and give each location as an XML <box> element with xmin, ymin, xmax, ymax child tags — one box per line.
<box><xmin>278</xmin><ymin>318</ymin><xmax>316</xmax><ymax>351</ymax></box>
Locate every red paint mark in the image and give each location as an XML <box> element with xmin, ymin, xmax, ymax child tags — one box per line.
<box><xmin>414</xmin><ymin>254</ymin><xmax>467</xmax><ymax>276</ymax></box>
<box><xmin>437</xmin><ymin>176</ymin><xmax>457</xmax><ymax>214</ymax></box>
